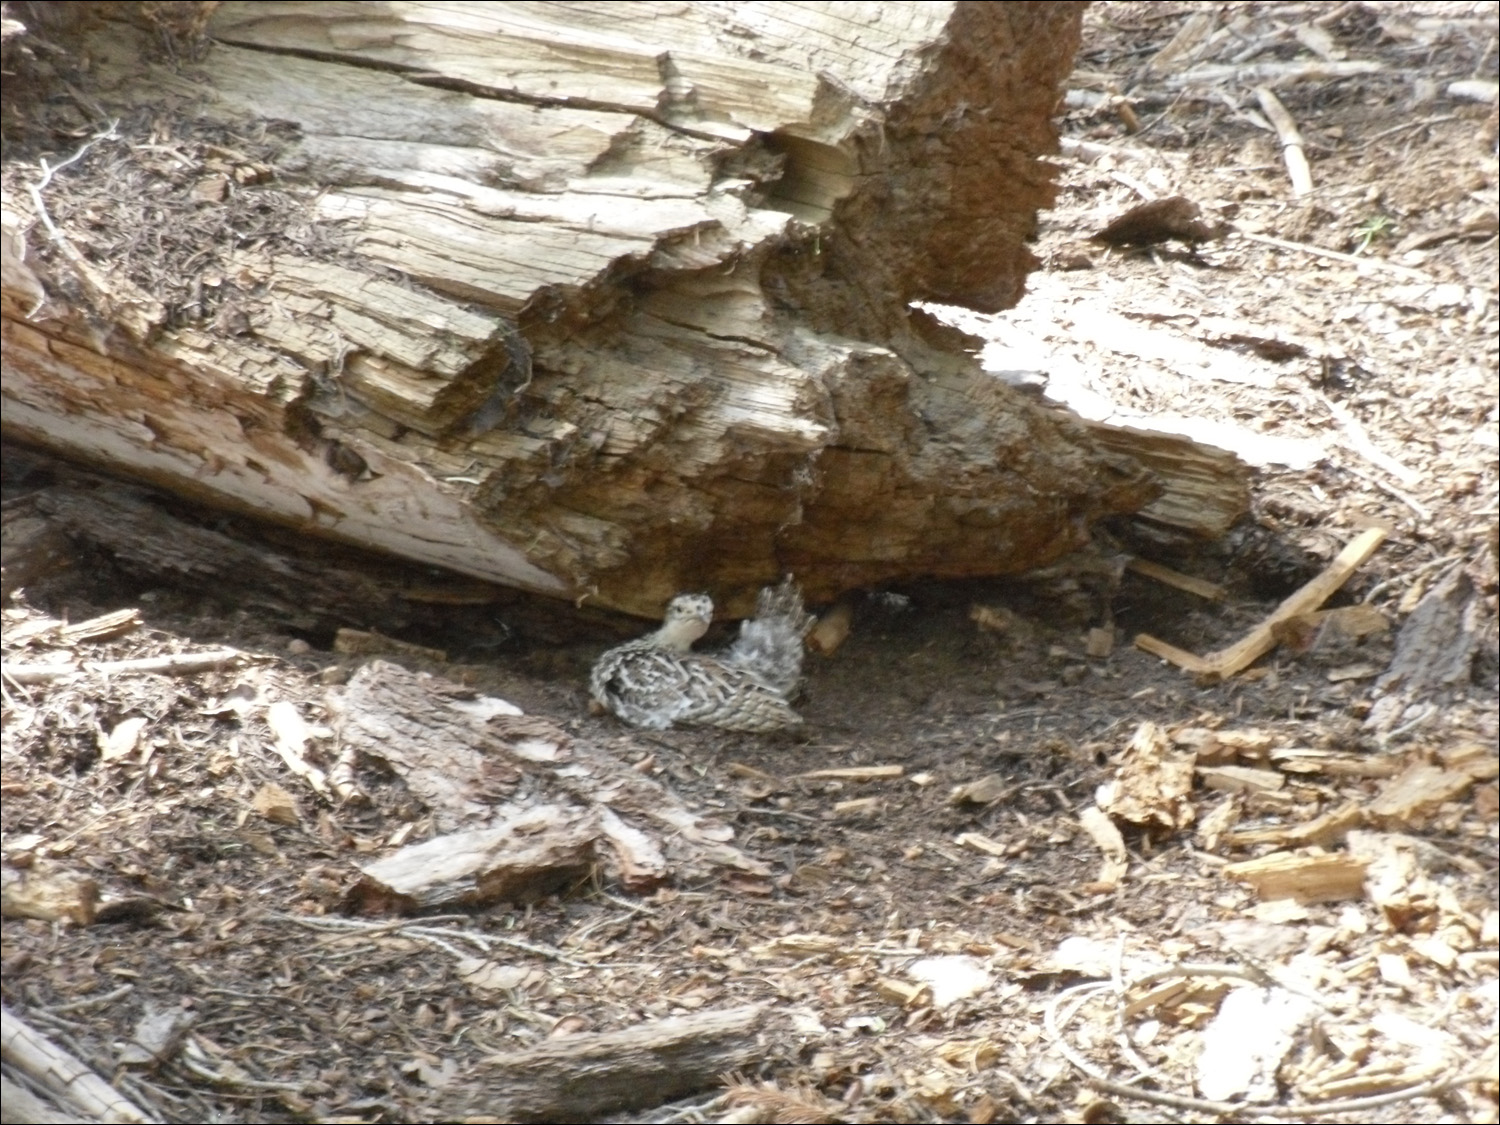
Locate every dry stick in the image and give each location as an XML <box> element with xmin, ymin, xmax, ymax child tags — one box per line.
<box><xmin>1125</xmin><ymin>557</ymin><xmax>1225</xmax><ymax>601</ymax></box>
<box><xmin>1365</xmin><ymin>114</ymin><xmax>1458</xmax><ymax>143</ymax></box>
<box><xmin>1255</xmin><ymin>86</ymin><xmax>1313</xmax><ymax>196</ymax></box>
<box><xmin>2</xmin><ymin>649</ymin><xmax>244</xmax><ymax>684</ymax></box>
<box><xmin>270</xmin><ymin>912</ymin><xmax>593</xmax><ymax>967</ymax></box>
<box><xmin>1314</xmin><ymin>390</ymin><xmax>1421</xmax><ymax>486</ymax></box>
<box><xmin>1</xmin><ymin>1003</ymin><xmax>160</xmax><ymax>1124</ymax></box>
<box><xmin>1339</xmin><ymin>460</ymin><xmax>1431</xmax><ymax>521</ymax></box>
<box><xmin>1135</xmin><ymin>527</ymin><xmax>1386</xmax><ymax>677</ymax></box>
<box><xmin>1164</xmin><ymin>60</ymin><xmax>1384</xmax><ymax>86</ymax></box>
<box><xmin>1235</xmin><ymin>230</ymin><xmax>1432</xmax><ymax>280</ymax></box>
<box><xmin>1044</xmin><ymin>980</ymin><xmax>1115</xmax><ymax>1082</ymax></box>
<box><xmin>1058</xmin><ymin>137</ymin><xmax>1157</xmax><ymax>163</ymax></box>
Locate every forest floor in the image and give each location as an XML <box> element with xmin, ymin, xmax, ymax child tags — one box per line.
<box><xmin>3</xmin><ymin>2</ymin><xmax>1497</xmax><ymax>1123</ymax></box>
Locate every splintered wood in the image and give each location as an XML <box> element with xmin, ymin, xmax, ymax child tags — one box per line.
<box><xmin>471</xmin><ymin>1005</ymin><xmax>770</xmax><ymax>1122</ymax></box>
<box><xmin>1135</xmin><ymin>527</ymin><xmax>1387</xmax><ymax>678</ymax></box>
<box><xmin>0</xmin><ymin>3</ymin><xmax>1225</xmax><ymax>617</ymax></box>
<box><xmin>333</xmin><ymin>661</ymin><xmax>771</xmax><ymax>907</ymax></box>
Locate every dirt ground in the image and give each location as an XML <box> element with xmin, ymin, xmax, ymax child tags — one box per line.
<box><xmin>3</xmin><ymin>3</ymin><xmax>1497</xmax><ymax>1123</ymax></box>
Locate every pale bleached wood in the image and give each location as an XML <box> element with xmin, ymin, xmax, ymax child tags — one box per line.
<box><xmin>1</xmin><ymin>3</ymin><xmax>1247</xmax><ymax>617</ymax></box>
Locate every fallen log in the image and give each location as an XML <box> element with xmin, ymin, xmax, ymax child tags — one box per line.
<box><xmin>1</xmin><ymin>3</ymin><xmax>1249</xmax><ymax>616</ymax></box>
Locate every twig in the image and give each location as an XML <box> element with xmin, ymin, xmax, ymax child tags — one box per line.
<box><xmin>1364</xmin><ymin>114</ymin><xmax>1458</xmax><ymax>143</ymax></box>
<box><xmin>1164</xmin><ymin>60</ymin><xmax>1384</xmax><ymax>87</ymax></box>
<box><xmin>2</xmin><ymin>649</ymin><xmax>245</xmax><ymax>684</ymax></box>
<box><xmin>1255</xmin><ymin>86</ymin><xmax>1312</xmax><ymax>196</ymax></box>
<box><xmin>1235</xmin><ymin>230</ymin><xmax>1432</xmax><ymax>280</ymax></box>
<box><xmin>1</xmin><ymin>1003</ymin><xmax>160</xmax><ymax>1124</ymax></box>
<box><xmin>592</xmin><ymin>888</ymin><xmax>658</xmax><ymax>915</ymax></box>
<box><xmin>1109</xmin><ymin>938</ymin><xmax>1169</xmax><ymax>1084</ymax></box>
<box><xmin>178</xmin><ymin>1053</ymin><xmax>308</xmax><ymax>1095</ymax></box>
<box><xmin>1314</xmin><ymin>390</ymin><xmax>1421</xmax><ymax>487</ymax></box>
<box><xmin>23</xmin><ymin>121</ymin><xmax>122</xmax><ymax>316</ymax></box>
<box><xmin>50</xmin><ymin>983</ymin><xmax>135</xmax><ymax>1015</ymax></box>
<box><xmin>269</xmin><ymin>912</ymin><xmax>594</xmax><ymax>967</ymax></box>
<box><xmin>1136</xmin><ymin>528</ymin><xmax>1387</xmax><ymax>677</ymax></box>
<box><xmin>1058</xmin><ymin>137</ymin><xmax>1157</xmax><ymax>163</ymax></box>
<box><xmin>1043</xmin><ymin>980</ymin><xmax>1116</xmax><ymax>1082</ymax></box>
<box><xmin>1338</xmin><ymin>460</ymin><xmax>1431</xmax><ymax>521</ymax></box>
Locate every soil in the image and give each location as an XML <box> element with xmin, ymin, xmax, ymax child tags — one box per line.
<box><xmin>2</xmin><ymin>3</ymin><xmax>1497</xmax><ymax>1123</ymax></box>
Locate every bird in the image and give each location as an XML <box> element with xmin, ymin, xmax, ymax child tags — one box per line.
<box><xmin>589</xmin><ymin>577</ymin><xmax>814</xmax><ymax>732</ymax></box>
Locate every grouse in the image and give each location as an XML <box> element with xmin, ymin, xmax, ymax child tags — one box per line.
<box><xmin>589</xmin><ymin>577</ymin><xmax>814</xmax><ymax>732</ymax></box>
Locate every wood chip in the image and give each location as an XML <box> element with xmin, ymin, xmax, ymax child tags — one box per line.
<box><xmin>251</xmin><ymin>782</ymin><xmax>300</xmax><ymax>826</ymax></box>
<box><xmin>832</xmin><ymin>796</ymin><xmax>883</xmax><ymax>818</ymax></box>
<box><xmin>59</xmin><ymin>608</ymin><xmax>143</xmax><ymax>645</ymax></box>
<box><xmin>1223</xmin><ymin>850</ymin><xmax>1369</xmax><ymax>904</ymax></box>
<box><xmin>1225</xmin><ymin>800</ymin><xmax>1363</xmax><ymax>849</ymax></box>
<box><xmin>955</xmin><ymin>832</ymin><xmax>1008</xmax><ymax>858</ymax></box>
<box><xmin>1096</xmin><ymin>721</ymin><xmax>1195</xmax><ymax>830</ymax></box>
<box><xmin>806</xmin><ymin>599</ymin><xmax>853</xmax><ymax>655</ymax></box>
<box><xmin>350</xmin><ymin>805</ymin><xmax>598</xmax><ymax>912</ymax></box>
<box><xmin>1367</xmin><ymin>758</ymin><xmax>1489</xmax><ymax>826</ymax></box>
<box><xmin>1077</xmin><ymin>805</ymin><xmax>1129</xmax><ymax>891</ymax></box>
<box><xmin>948</xmin><ymin>774</ymin><xmax>1010</xmax><ymax>804</ymax></box>
<box><xmin>1</xmin><ymin>861</ymin><xmax>99</xmax><ymax>925</ymax></box>
<box><xmin>1197</xmin><ymin>765</ymin><xmax>1285</xmax><ymax>794</ymax></box>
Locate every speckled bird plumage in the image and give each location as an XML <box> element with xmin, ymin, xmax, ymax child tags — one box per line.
<box><xmin>589</xmin><ymin>578</ymin><xmax>814</xmax><ymax>732</ymax></box>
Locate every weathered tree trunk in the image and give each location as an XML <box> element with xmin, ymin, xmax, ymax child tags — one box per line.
<box><xmin>1</xmin><ymin>2</ymin><xmax>1246</xmax><ymax>616</ymax></box>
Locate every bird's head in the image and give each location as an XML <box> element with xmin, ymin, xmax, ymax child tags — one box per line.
<box><xmin>656</xmin><ymin>593</ymin><xmax>713</xmax><ymax>650</ymax></box>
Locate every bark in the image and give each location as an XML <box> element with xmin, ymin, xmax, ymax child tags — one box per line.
<box><xmin>0</xmin><ymin>3</ymin><xmax>1247</xmax><ymax>617</ymax></box>
<box><xmin>465</xmin><ymin>1005</ymin><xmax>771</xmax><ymax>1122</ymax></box>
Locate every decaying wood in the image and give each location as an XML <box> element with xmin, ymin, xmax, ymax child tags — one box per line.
<box><xmin>0</xmin><ymin>513</ymin><xmax>73</xmax><ymax>601</ymax></box>
<box><xmin>1</xmin><ymin>860</ymin><xmax>99</xmax><ymax>925</ymax></box>
<box><xmin>331</xmin><ymin>660</ymin><xmax>769</xmax><ymax>904</ymax></box>
<box><xmin>350</xmin><ymin>805</ymin><xmax>600</xmax><ymax>913</ymax></box>
<box><xmin>29</xmin><ymin>484</ymin><xmax>427</xmax><ymax>632</ymax></box>
<box><xmin>467</xmin><ymin>1004</ymin><xmax>770</xmax><ymax>1123</ymax></box>
<box><xmin>0</xmin><ymin>3</ymin><xmax>1256</xmax><ymax>617</ymax></box>
<box><xmin>1077</xmin><ymin>806</ymin><xmax>1129</xmax><ymax>891</ymax></box>
<box><xmin>1367</xmin><ymin>564</ymin><xmax>1486</xmax><ymax>733</ymax></box>
<box><xmin>1366</xmin><ymin>747</ymin><xmax>1498</xmax><ymax>827</ymax></box>
<box><xmin>1224</xmin><ymin>799</ymin><xmax>1363</xmax><ymax>850</ymax></box>
<box><xmin>0</xmin><ymin>1004</ymin><xmax>158</xmax><ymax>1125</ymax></box>
<box><xmin>2</xmin><ymin>608</ymin><xmax>141</xmax><ymax>649</ymax></box>
<box><xmin>806</xmin><ymin>598</ymin><xmax>854</xmax><ymax>655</ymax></box>
<box><xmin>1136</xmin><ymin>528</ymin><xmax>1387</xmax><ymax>678</ymax></box>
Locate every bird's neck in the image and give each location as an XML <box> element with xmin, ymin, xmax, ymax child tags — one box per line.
<box><xmin>652</xmin><ymin>620</ymin><xmax>706</xmax><ymax>652</ymax></box>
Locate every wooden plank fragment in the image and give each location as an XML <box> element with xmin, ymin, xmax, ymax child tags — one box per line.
<box><xmin>1196</xmin><ymin>765</ymin><xmax>1285</xmax><ymax>794</ymax></box>
<box><xmin>1136</xmin><ymin>528</ymin><xmax>1387</xmax><ymax>679</ymax></box>
<box><xmin>1224</xmin><ymin>800</ymin><xmax>1363</xmax><ymax>849</ymax></box>
<box><xmin>1223</xmin><ymin>850</ymin><xmax>1370</xmax><ymax>904</ymax></box>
